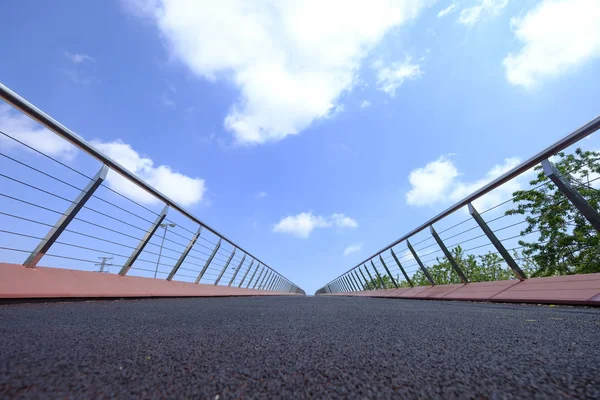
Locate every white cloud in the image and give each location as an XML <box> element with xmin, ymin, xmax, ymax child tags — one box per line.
<box><xmin>331</xmin><ymin>213</ymin><xmax>359</xmax><ymax>229</ymax></box>
<box><xmin>344</xmin><ymin>242</ymin><xmax>363</xmax><ymax>256</ymax></box>
<box><xmin>256</xmin><ymin>191</ymin><xmax>268</xmax><ymax>199</ymax></box>
<box><xmin>503</xmin><ymin>0</ymin><xmax>600</xmax><ymax>88</ymax></box>
<box><xmin>406</xmin><ymin>156</ymin><xmax>459</xmax><ymax>206</ymax></box>
<box><xmin>458</xmin><ymin>0</ymin><xmax>508</xmax><ymax>27</ymax></box>
<box><xmin>374</xmin><ymin>56</ymin><xmax>423</xmax><ymax>96</ymax></box>
<box><xmin>405</xmin><ymin>155</ymin><xmax>527</xmax><ymax>211</ymax></box>
<box><xmin>360</xmin><ymin>100</ymin><xmax>371</xmax><ymax>109</ymax></box>
<box><xmin>65</xmin><ymin>52</ymin><xmax>93</xmax><ymax>64</ymax></box>
<box><xmin>437</xmin><ymin>3</ymin><xmax>456</xmax><ymax>17</ymax></box>
<box><xmin>90</xmin><ymin>140</ymin><xmax>206</xmax><ymax>207</ymax></box>
<box><xmin>0</xmin><ymin>105</ymin><xmax>77</xmax><ymax>160</ymax></box>
<box><xmin>273</xmin><ymin>212</ymin><xmax>358</xmax><ymax>238</ymax></box>
<box><xmin>127</xmin><ymin>0</ymin><xmax>428</xmax><ymax>145</ymax></box>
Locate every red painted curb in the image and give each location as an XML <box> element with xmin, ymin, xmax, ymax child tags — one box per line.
<box><xmin>323</xmin><ymin>274</ymin><xmax>600</xmax><ymax>306</ymax></box>
<box><xmin>0</xmin><ymin>263</ymin><xmax>300</xmax><ymax>299</ymax></box>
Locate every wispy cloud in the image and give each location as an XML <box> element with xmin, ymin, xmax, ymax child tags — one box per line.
<box><xmin>90</xmin><ymin>140</ymin><xmax>206</xmax><ymax>207</ymax></box>
<box><xmin>256</xmin><ymin>191</ymin><xmax>268</xmax><ymax>199</ymax></box>
<box><xmin>360</xmin><ymin>100</ymin><xmax>371</xmax><ymax>109</ymax></box>
<box><xmin>0</xmin><ymin>105</ymin><xmax>77</xmax><ymax>160</ymax></box>
<box><xmin>344</xmin><ymin>242</ymin><xmax>363</xmax><ymax>256</ymax></box>
<box><xmin>437</xmin><ymin>3</ymin><xmax>456</xmax><ymax>18</ymax></box>
<box><xmin>373</xmin><ymin>56</ymin><xmax>423</xmax><ymax>96</ymax></box>
<box><xmin>405</xmin><ymin>155</ymin><xmax>529</xmax><ymax>212</ymax></box>
<box><xmin>503</xmin><ymin>0</ymin><xmax>600</xmax><ymax>88</ymax></box>
<box><xmin>65</xmin><ymin>52</ymin><xmax>93</xmax><ymax>64</ymax></box>
<box><xmin>126</xmin><ymin>0</ymin><xmax>427</xmax><ymax>145</ymax></box>
<box><xmin>458</xmin><ymin>0</ymin><xmax>508</xmax><ymax>27</ymax></box>
<box><xmin>273</xmin><ymin>212</ymin><xmax>358</xmax><ymax>238</ymax></box>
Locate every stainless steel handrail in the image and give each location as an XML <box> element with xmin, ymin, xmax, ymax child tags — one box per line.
<box><xmin>0</xmin><ymin>82</ymin><xmax>301</xmax><ymax>291</ymax></box>
<box><xmin>323</xmin><ymin>114</ymin><xmax>600</xmax><ymax>286</ymax></box>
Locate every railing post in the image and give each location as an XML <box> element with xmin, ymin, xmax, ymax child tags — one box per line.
<box><xmin>240</xmin><ymin>261</ymin><xmax>257</xmax><ymax>288</ymax></box>
<box><xmin>23</xmin><ymin>164</ymin><xmax>109</xmax><ymax>268</ymax></box>
<box><xmin>119</xmin><ymin>204</ymin><xmax>169</xmax><ymax>276</ymax></box>
<box><xmin>268</xmin><ymin>274</ymin><xmax>278</xmax><ymax>291</ymax></box>
<box><xmin>257</xmin><ymin>270</ymin><xmax>269</xmax><ymax>290</ymax></box>
<box><xmin>364</xmin><ymin>264</ymin><xmax>377</xmax><ymax>290</ymax></box>
<box><xmin>238</xmin><ymin>259</ymin><xmax>254</xmax><ymax>287</ymax></box>
<box><xmin>406</xmin><ymin>239</ymin><xmax>435</xmax><ymax>286</ymax></box>
<box><xmin>252</xmin><ymin>267</ymin><xmax>264</xmax><ymax>289</ymax></box>
<box><xmin>214</xmin><ymin>249</ymin><xmax>236</xmax><ymax>285</ymax></box>
<box><xmin>542</xmin><ymin>159</ymin><xmax>600</xmax><ymax>232</ymax></box>
<box><xmin>195</xmin><ymin>239</ymin><xmax>222</xmax><ymax>283</ymax></box>
<box><xmin>346</xmin><ymin>275</ymin><xmax>357</xmax><ymax>291</ymax></box>
<box><xmin>264</xmin><ymin>273</ymin><xmax>274</xmax><ymax>291</ymax></box>
<box><xmin>468</xmin><ymin>203</ymin><xmax>527</xmax><ymax>280</ymax></box>
<box><xmin>370</xmin><ymin>260</ymin><xmax>386</xmax><ymax>289</ymax></box>
<box><xmin>379</xmin><ymin>255</ymin><xmax>399</xmax><ymax>288</ymax></box>
<box><xmin>352</xmin><ymin>271</ymin><xmax>364</xmax><ymax>291</ymax></box>
<box><xmin>327</xmin><ymin>284</ymin><xmax>332</xmax><ymax>293</ymax></box>
<box><xmin>390</xmin><ymin>248</ymin><xmax>413</xmax><ymax>287</ymax></box>
<box><xmin>167</xmin><ymin>226</ymin><xmax>202</xmax><ymax>281</ymax></box>
<box><xmin>430</xmin><ymin>226</ymin><xmax>469</xmax><ymax>284</ymax></box>
<box><xmin>225</xmin><ymin>254</ymin><xmax>246</xmax><ymax>286</ymax></box>
<box><xmin>358</xmin><ymin>267</ymin><xmax>371</xmax><ymax>290</ymax></box>
<box><xmin>238</xmin><ymin>263</ymin><xmax>260</xmax><ymax>289</ymax></box>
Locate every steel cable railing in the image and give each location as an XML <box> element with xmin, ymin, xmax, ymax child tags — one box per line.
<box><xmin>317</xmin><ymin>116</ymin><xmax>600</xmax><ymax>294</ymax></box>
<box><xmin>0</xmin><ymin>83</ymin><xmax>304</xmax><ymax>295</ymax></box>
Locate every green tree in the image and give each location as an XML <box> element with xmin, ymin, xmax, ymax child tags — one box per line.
<box><xmin>411</xmin><ymin>246</ymin><xmax>514</xmax><ymax>286</ymax></box>
<box><xmin>505</xmin><ymin>149</ymin><xmax>600</xmax><ymax>277</ymax></box>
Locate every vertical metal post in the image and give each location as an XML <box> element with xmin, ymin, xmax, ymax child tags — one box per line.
<box><xmin>214</xmin><ymin>248</ymin><xmax>236</xmax><ymax>285</ymax></box>
<box><xmin>245</xmin><ymin>262</ymin><xmax>260</xmax><ymax>288</ymax></box>
<box><xmin>390</xmin><ymin>248</ymin><xmax>413</xmax><ymax>287</ymax></box>
<box><xmin>468</xmin><ymin>203</ymin><xmax>527</xmax><ymax>280</ymax></box>
<box><xmin>542</xmin><ymin>159</ymin><xmax>600</xmax><ymax>232</ymax></box>
<box><xmin>327</xmin><ymin>284</ymin><xmax>332</xmax><ymax>293</ymax></box>
<box><xmin>379</xmin><ymin>255</ymin><xmax>399</xmax><ymax>288</ymax></box>
<box><xmin>227</xmin><ymin>255</ymin><xmax>247</xmax><ymax>286</ymax></box>
<box><xmin>346</xmin><ymin>275</ymin><xmax>357</xmax><ymax>291</ymax></box>
<box><xmin>24</xmin><ymin>164</ymin><xmax>109</xmax><ymax>268</ymax></box>
<box><xmin>406</xmin><ymin>239</ymin><xmax>435</xmax><ymax>286</ymax></box>
<box><xmin>345</xmin><ymin>276</ymin><xmax>354</xmax><ymax>291</ymax></box>
<box><xmin>266</xmin><ymin>273</ymin><xmax>277</xmax><ymax>291</ymax></box>
<box><xmin>364</xmin><ymin>264</ymin><xmax>377</xmax><ymax>290</ymax></box>
<box><xmin>195</xmin><ymin>239</ymin><xmax>222</xmax><ymax>283</ymax></box>
<box><xmin>237</xmin><ymin>260</ymin><xmax>253</xmax><ymax>287</ymax></box>
<box><xmin>252</xmin><ymin>267</ymin><xmax>265</xmax><ymax>289</ymax></box>
<box><xmin>167</xmin><ymin>227</ymin><xmax>202</xmax><ymax>281</ymax></box>
<box><xmin>351</xmin><ymin>271</ymin><xmax>363</xmax><ymax>291</ymax></box>
<box><xmin>264</xmin><ymin>273</ymin><xmax>274</xmax><ymax>291</ymax></box>
<box><xmin>430</xmin><ymin>225</ymin><xmax>469</xmax><ymax>284</ymax></box>
<box><xmin>119</xmin><ymin>204</ymin><xmax>169</xmax><ymax>276</ymax></box>
<box><xmin>257</xmin><ymin>270</ymin><xmax>269</xmax><ymax>290</ymax></box>
<box><xmin>370</xmin><ymin>260</ymin><xmax>386</xmax><ymax>289</ymax></box>
<box><xmin>358</xmin><ymin>267</ymin><xmax>371</xmax><ymax>290</ymax></box>
<box><xmin>267</xmin><ymin>274</ymin><xmax>278</xmax><ymax>291</ymax></box>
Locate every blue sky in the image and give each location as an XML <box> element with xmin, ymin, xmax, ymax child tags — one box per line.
<box><xmin>1</xmin><ymin>0</ymin><xmax>600</xmax><ymax>293</ymax></box>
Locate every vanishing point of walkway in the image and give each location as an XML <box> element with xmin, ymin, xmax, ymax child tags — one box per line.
<box><xmin>1</xmin><ymin>296</ymin><xmax>599</xmax><ymax>398</ymax></box>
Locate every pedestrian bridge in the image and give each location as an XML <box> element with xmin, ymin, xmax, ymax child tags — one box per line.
<box><xmin>1</xmin><ymin>82</ymin><xmax>599</xmax><ymax>398</ymax></box>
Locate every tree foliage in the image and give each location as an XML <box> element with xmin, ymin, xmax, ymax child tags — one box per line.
<box><xmin>505</xmin><ymin>149</ymin><xmax>600</xmax><ymax>276</ymax></box>
<box><xmin>357</xmin><ymin>149</ymin><xmax>599</xmax><ymax>291</ymax></box>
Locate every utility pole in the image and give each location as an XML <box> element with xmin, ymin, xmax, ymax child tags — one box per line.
<box><xmin>95</xmin><ymin>256</ymin><xmax>113</xmax><ymax>273</ymax></box>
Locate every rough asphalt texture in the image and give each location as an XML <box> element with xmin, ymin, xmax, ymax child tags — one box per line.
<box><xmin>1</xmin><ymin>296</ymin><xmax>599</xmax><ymax>399</ymax></box>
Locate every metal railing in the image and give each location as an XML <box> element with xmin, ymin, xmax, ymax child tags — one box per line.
<box><xmin>0</xmin><ymin>82</ymin><xmax>304</xmax><ymax>294</ymax></box>
<box><xmin>316</xmin><ymin>115</ymin><xmax>600</xmax><ymax>294</ymax></box>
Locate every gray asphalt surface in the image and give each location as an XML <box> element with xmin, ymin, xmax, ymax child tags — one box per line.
<box><xmin>1</xmin><ymin>296</ymin><xmax>599</xmax><ymax>399</ymax></box>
